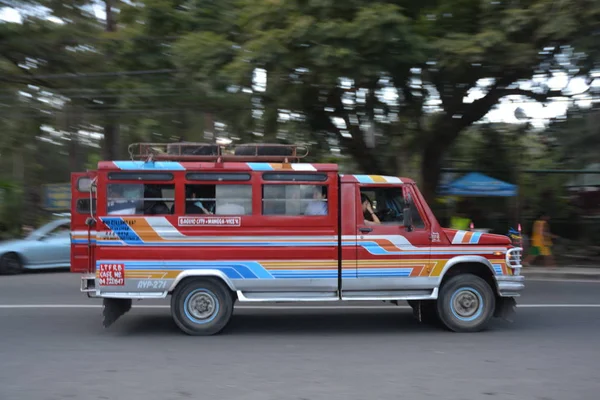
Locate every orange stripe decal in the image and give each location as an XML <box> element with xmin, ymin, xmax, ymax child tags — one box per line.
<box><xmin>370</xmin><ymin>175</ymin><xmax>387</xmax><ymax>183</ymax></box>
<box><xmin>462</xmin><ymin>231</ymin><xmax>474</xmax><ymax>243</ymax></box>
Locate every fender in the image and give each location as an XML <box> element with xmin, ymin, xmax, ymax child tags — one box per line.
<box><xmin>168</xmin><ymin>269</ymin><xmax>236</xmax><ymax>293</ymax></box>
<box><xmin>438</xmin><ymin>255</ymin><xmax>499</xmax><ymax>292</ymax></box>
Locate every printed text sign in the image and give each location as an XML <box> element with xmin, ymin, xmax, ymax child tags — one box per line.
<box><xmin>178</xmin><ymin>216</ymin><xmax>241</xmax><ymax>227</ymax></box>
<box><xmin>98</xmin><ymin>263</ymin><xmax>125</xmax><ymax>286</ymax></box>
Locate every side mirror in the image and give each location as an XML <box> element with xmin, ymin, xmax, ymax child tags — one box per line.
<box><xmin>403</xmin><ymin>207</ymin><xmax>413</xmax><ymax>232</ymax></box>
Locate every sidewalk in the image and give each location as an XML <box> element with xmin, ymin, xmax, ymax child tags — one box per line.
<box><xmin>522</xmin><ymin>265</ymin><xmax>600</xmax><ymax>281</ymax></box>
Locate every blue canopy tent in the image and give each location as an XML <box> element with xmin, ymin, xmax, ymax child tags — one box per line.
<box><xmin>439</xmin><ymin>172</ymin><xmax>518</xmax><ymax>197</ymax></box>
<box><xmin>438</xmin><ymin>172</ymin><xmax>519</xmax><ymax>235</ymax></box>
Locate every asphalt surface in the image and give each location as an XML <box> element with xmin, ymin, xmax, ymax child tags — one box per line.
<box><xmin>1</xmin><ymin>272</ymin><xmax>600</xmax><ymax>400</ymax></box>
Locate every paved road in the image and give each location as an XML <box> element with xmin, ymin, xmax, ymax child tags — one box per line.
<box><xmin>1</xmin><ymin>272</ymin><xmax>600</xmax><ymax>400</ymax></box>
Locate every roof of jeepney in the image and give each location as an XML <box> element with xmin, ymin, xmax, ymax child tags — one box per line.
<box><xmin>97</xmin><ymin>161</ymin><xmax>339</xmax><ymax>172</ymax></box>
<box><xmin>97</xmin><ymin>161</ymin><xmax>414</xmax><ymax>183</ymax></box>
<box><xmin>340</xmin><ymin>174</ymin><xmax>414</xmax><ymax>184</ymax></box>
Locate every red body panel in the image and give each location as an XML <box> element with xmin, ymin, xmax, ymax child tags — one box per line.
<box><xmin>71</xmin><ymin>161</ymin><xmax>516</xmax><ymax>287</ymax></box>
<box><xmin>70</xmin><ymin>171</ymin><xmax>96</xmax><ymax>273</ymax></box>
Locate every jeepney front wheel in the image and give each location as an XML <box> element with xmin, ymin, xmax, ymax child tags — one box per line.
<box><xmin>171</xmin><ymin>278</ymin><xmax>234</xmax><ymax>336</ymax></box>
<box><xmin>437</xmin><ymin>273</ymin><xmax>495</xmax><ymax>333</ymax></box>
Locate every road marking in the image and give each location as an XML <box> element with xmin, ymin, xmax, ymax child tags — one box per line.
<box><xmin>525</xmin><ymin>278</ymin><xmax>600</xmax><ymax>284</ymax></box>
<box><xmin>2</xmin><ymin>304</ymin><xmax>600</xmax><ymax>309</ymax></box>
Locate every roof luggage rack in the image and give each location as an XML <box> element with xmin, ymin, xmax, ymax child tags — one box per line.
<box><xmin>128</xmin><ymin>142</ymin><xmax>309</xmax><ymax>163</ymax></box>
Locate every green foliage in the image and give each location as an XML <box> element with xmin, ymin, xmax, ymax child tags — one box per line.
<box><xmin>0</xmin><ymin>180</ymin><xmax>24</xmax><ymax>238</ymax></box>
<box><xmin>0</xmin><ymin>0</ymin><xmax>599</xmax><ymax>235</ymax></box>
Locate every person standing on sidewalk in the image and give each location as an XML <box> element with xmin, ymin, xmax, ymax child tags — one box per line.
<box><xmin>524</xmin><ymin>212</ymin><xmax>556</xmax><ymax>268</ymax></box>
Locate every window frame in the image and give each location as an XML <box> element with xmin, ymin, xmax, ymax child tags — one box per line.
<box><xmin>108</xmin><ymin>172</ymin><xmax>174</xmax><ymax>181</ymax></box>
<box><xmin>262</xmin><ymin>172</ymin><xmax>328</xmax><ymax>182</ymax></box>
<box><xmin>186</xmin><ymin>172</ymin><xmax>251</xmax><ymax>182</ymax></box>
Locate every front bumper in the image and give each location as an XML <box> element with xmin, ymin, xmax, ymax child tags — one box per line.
<box><xmin>495</xmin><ymin>275</ymin><xmax>525</xmax><ymax>297</ymax></box>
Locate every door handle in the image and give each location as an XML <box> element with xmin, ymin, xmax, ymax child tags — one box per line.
<box><xmin>359</xmin><ymin>227</ymin><xmax>373</xmax><ymax>233</ymax></box>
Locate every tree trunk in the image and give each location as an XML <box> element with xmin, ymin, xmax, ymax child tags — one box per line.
<box><xmin>204</xmin><ymin>112</ymin><xmax>214</xmax><ymax>141</ymax></box>
<box><xmin>103</xmin><ymin>115</ymin><xmax>120</xmax><ymax>160</ymax></box>
<box><xmin>102</xmin><ymin>0</ymin><xmax>119</xmax><ymax>160</ymax></box>
<box><xmin>419</xmin><ymin>119</ymin><xmax>462</xmax><ymax>203</ymax></box>
<box><xmin>420</xmin><ymin>140</ymin><xmax>445</xmax><ymax>203</ymax></box>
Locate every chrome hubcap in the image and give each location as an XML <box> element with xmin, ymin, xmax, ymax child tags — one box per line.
<box><xmin>452</xmin><ymin>290</ymin><xmax>479</xmax><ymax>318</ymax></box>
<box><xmin>187</xmin><ymin>292</ymin><xmax>217</xmax><ymax>320</ymax></box>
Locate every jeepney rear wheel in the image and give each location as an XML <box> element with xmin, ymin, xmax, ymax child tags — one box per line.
<box><xmin>437</xmin><ymin>274</ymin><xmax>495</xmax><ymax>333</ymax></box>
<box><xmin>171</xmin><ymin>278</ymin><xmax>234</xmax><ymax>336</ymax></box>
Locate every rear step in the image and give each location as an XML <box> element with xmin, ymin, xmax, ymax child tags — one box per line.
<box><xmin>80</xmin><ymin>274</ymin><xmax>96</xmax><ymax>293</ymax></box>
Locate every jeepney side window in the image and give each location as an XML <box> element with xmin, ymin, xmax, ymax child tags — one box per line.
<box><xmin>106</xmin><ymin>183</ymin><xmax>175</xmax><ymax>215</ymax></box>
<box><xmin>185</xmin><ymin>184</ymin><xmax>252</xmax><ymax>215</ymax></box>
<box><xmin>359</xmin><ymin>187</ymin><xmax>424</xmax><ymax>227</ymax></box>
<box><xmin>262</xmin><ymin>184</ymin><xmax>328</xmax><ymax>216</ymax></box>
<box><xmin>76</xmin><ymin>198</ymin><xmax>97</xmax><ymax>214</ymax></box>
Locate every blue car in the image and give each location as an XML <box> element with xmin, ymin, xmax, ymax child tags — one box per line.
<box><xmin>0</xmin><ymin>218</ymin><xmax>71</xmax><ymax>275</ymax></box>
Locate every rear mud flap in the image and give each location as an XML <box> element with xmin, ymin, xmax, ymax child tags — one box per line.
<box><xmin>102</xmin><ymin>298</ymin><xmax>132</xmax><ymax>328</ymax></box>
<box><xmin>494</xmin><ymin>297</ymin><xmax>517</xmax><ymax>322</ymax></box>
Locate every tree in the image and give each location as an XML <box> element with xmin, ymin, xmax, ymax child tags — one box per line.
<box><xmin>171</xmin><ymin>0</ymin><xmax>600</xmax><ymax>200</ymax></box>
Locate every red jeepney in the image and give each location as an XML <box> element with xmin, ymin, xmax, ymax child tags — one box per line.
<box><xmin>71</xmin><ymin>142</ymin><xmax>523</xmax><ymax>335</ymax></box>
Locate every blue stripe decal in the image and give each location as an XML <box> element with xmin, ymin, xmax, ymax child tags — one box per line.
<box><xmin>113</xmin><ymin>161</ymin><xmax>185</xmax><ymax>171</ymax></box>
<box><xmin>493</xmin><ymin>264</ymin><xmax>503</xmax><ymax>275</ymax></box>
<box><xmin>470</xmin><ymin>232</ymin><xmax>482</xmax><ymax>244</ymax></box>
<box><xmin>101</xmin><ymin>217</ymin><xmax>143</xmax><ymax>244</ymax></box>
<box><xmin>98</xmin><ymin>259</ymin><xmax>421</xmax><ymax>280</ymax></box>
<box><xmin>246</xmin><ymin>163</ymin><xmax>274</xmax><ymax>171</ymax></box>
<box><xmin>354</xmin><ymin>175</ymin><xmax>374</xmax><ymax>183</ymax></box>
<box><xmin>358</xmin><ymin>268</ymin><xmax>412</xmax><ymax>277</ymax></box>
<box><xmin>98</xmin><ymin>260</ymin><xmax>275</xmax><ymax>279</ymax></box>
<box><xmin>97</xmin><ymin>241</ymin><xmax>338</xmax><ymax>247</ymax></box>
<box><xmin>71</xmin><ymin>239</ymin><xmax>97</xmax><ymax>244</ymax></box>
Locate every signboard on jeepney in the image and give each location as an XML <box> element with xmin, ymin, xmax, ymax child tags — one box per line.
<box><xmin>42</xmin><ymin>183</ymin><xmax>71</xmax><ymax>211</ymax></box>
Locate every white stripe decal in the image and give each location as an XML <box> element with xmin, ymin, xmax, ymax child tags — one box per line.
<box><xmin>452</xmin><ymin>231</ymin><xmax>466</xmax><ymax>244</ymax></box>
<box><xmin>71</xmin><ymin>230</ymin><xmax>97</xmax><ymax>236</ymax></box>
<box><xmin>145</xmin><ymin>216</ymin><xmax>186</xmax><ymax>239</ymax></box>
<box><xmin>384</xmin><ymin>176</ymin><xmax>402</xmax><ymax>183</ymax></box>
<box><xmin>291</xmin><ymin>164</ymin><xmax>317</xmax><ymax>171</ymax></box>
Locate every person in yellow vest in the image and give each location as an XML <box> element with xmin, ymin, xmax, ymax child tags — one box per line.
<box><xmin>524</xmin><ymin>212</ymin><xmax>556</xmax><ymax>267</ymax></box>
<box><xmin>450</xmin><ymin>213</ymin><xmax>472</xmax><ymax>231</ymax></box>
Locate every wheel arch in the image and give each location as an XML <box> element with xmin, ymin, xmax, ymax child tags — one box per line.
<box><xmin>439</xmin><ymin>256</ymin><xmax>498</xmax><ymax>295</ymax></box>
<box><xmin>1</xmin><ymin>251</ymin><xmax>26</xmax><ymax>265</ymax></box>
<box><xmin>168</xmin><ymin>270</ymin><xmax>237</xmax><ymax>295</ymax></box>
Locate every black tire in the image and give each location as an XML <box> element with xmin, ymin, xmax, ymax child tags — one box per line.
<box><xmin>171</xmin><ymin>278</ymin><xmax>234</xmax><ymax>336</ymax></box>
<box><xmin>0</xmin><ymin>253</ymin><xmax>24</xmax><ymax>275</ymax></box>
<box><xmin>437</xmin><ymin>274</ymin><xmax>495</xmax><ymax>332</ymax></box>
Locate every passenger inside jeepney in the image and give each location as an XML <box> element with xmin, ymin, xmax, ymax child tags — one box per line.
<box><xmin>304</xmin><ymin>186</ymin><xmax>328</xmax><ymax>215</ymax></box>
<box><xmin>185</xmin><ymin>186</ymin><xmax>213</xmax><ymax>215</ymax></box>
<box><xmin>143</xmin><ymin>185</ymin><xmax>172</xmax><ymax>215</ymax></box>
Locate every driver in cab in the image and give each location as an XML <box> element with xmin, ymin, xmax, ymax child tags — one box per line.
<box><xmin>361</xmin><ymin>193</ymin><xmax>381</xmax><ymax>225</ymax></box>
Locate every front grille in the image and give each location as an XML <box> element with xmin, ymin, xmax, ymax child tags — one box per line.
<box><xmin>506</xmin><ymin>248</ymin><xmax>523</xmax><ymax>274</ymax></box>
